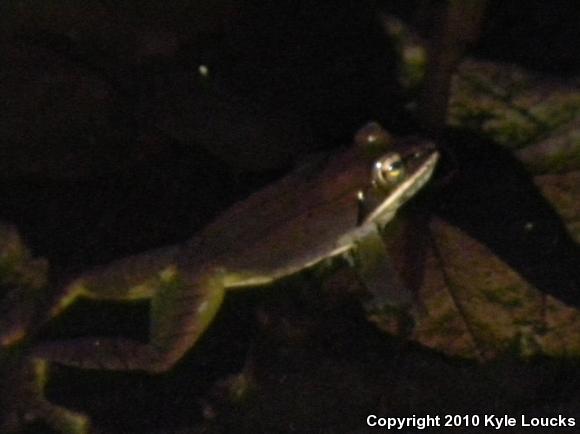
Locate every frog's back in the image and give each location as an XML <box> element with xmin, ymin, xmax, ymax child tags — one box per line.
<box><xmin>183</xmin><ymin>146</ymin><xmax>375</xmax><ymax>273</ymax></box>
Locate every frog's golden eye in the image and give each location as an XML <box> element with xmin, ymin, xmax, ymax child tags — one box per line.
<box><xmin>372</xmin><ymin>153</ymin><xmax>406</xmax><ymax>190</ymax></box>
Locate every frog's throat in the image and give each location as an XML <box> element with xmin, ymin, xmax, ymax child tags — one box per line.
<box><xmin>362</xmin><ymin>150</ymin><xmax>439</xmax><ymax>225</ymax></box>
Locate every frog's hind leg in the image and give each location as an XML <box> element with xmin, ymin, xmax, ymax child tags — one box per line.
<box><xmin>30</xmin><ymin>265</ymin><xmax>228</xmax><ymax>373</ymax></box>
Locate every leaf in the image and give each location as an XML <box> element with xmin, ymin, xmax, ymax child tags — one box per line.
<box><xmin>449</xmin><ymin>59</ymin><xmax>580</xmax><ymax>174</ymax></box>
<box><xmin>372</xmin><ymin>60</ymin><xmax>580</xmax><ymax>360</ymax></box>
<box><xmin>535</xmin><ymin>171</ymin><xmax>580</xmax><ymax>243</ymax></box>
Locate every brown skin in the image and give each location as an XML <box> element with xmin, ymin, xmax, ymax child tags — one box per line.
<box><xmin>28</xmin><ymin>126</ymin><xmax>438</xmax><ymax>373</ymax></box>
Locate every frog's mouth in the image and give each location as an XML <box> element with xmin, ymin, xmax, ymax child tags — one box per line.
<box><xmin>360</xmin><ymin>142</ymin><xmax>439</xmax><ymax>225</ymax></box>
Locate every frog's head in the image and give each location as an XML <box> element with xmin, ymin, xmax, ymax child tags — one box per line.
<box><xmin>355</xmin><ymin>123</ymin><xmax>439</xmax><ymax>226</ymax></box>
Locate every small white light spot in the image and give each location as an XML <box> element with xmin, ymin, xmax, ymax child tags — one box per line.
<box><xmin>198</xmin><ymin>64</ymin><xmax>209</xmax><ymax>77</ymax></box>
<box><xmin>524</xmin><ymin>222</ymin><xmax>535</xmax><ymax>231</ymax></box>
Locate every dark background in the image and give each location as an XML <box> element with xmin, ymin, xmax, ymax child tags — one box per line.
<box><xmin>1</xmin><ymin>1</ymin><xmax>580</xmax><ymax>432</ymax></box>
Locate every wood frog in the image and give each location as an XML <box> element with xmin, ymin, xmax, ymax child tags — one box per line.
<box><xmin>27</xmin><ymin>122</ymin><xmax>439</xmax><ymax>374</ymax></box>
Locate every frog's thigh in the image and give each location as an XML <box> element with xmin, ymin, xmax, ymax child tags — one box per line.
<box><xmin>148</xmin><ymin>266</ymin><xmax>227</xmax><ymax>371</ymax></box>
<box><xmin>47</xmin><ymin>250</ymin><xmax>177</xmax><ymax>319</ymax></box>
<box><xmin>31</xmin><ymin>266</ymin><xmax>227</xmax><ymax>373</ymax></box>
<box><xmin>147</xmin><ymin>268</ymin><xmax>281</xmax><ymax>370</ymax></box>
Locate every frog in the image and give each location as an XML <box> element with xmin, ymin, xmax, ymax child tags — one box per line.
<box><xmin>0</xmin><ymin>223</ymin><xmax>88</xmax><ymax>433</ymax></box>
<box><xmin>25</xmin><ymin>122</ymin><xmax>439</xmax><ymax>375</ymax></box>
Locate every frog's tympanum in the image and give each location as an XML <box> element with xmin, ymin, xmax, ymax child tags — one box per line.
<box><xmin>27</xmin><ymin>123</ymin><xmax>438</xmax><ymax>374</ymax></box>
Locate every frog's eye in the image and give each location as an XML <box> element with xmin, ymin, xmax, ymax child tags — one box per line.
<box><xmin>372</xmin><ymin>153</ymin><xmax>406</xmax><ymax>190</ymax></box>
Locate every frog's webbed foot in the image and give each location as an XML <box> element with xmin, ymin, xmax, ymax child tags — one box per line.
<box><xmin>30</xmin><ymin>266</ymin><xmax>227</xmax><ymax>373</ymax></box>
<box><xmin>1</xmin><ymin>358</ymin><xmax>89</xmax><ymax>434</ymax></box>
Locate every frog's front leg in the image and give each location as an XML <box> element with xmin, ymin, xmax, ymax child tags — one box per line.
<box><xmin>30</xmin><ymin>250</ymin><xmax>233</xmax><ymax>373</ymax></box>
